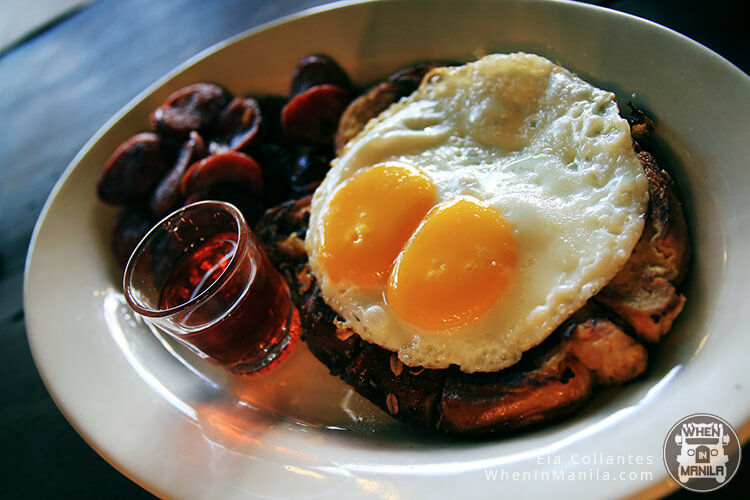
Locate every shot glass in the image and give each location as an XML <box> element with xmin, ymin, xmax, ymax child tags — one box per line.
<box><xmin>123</xmin><ymin>200</ymin><xmax>294</xmax><ymax>375</ymax></box>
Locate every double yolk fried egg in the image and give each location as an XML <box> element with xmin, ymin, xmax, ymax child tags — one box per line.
<box><xmin>306</xmin><ymin>53</ymin><xmax>649</xmax><ymax>373</ymax></box>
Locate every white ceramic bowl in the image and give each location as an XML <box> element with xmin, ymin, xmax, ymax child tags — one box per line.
<box><xmin>25</xmin><ymin>0</ymin><xmax>750</xmax><ymax>498</ymax></box>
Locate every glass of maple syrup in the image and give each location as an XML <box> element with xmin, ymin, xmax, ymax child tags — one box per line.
<box><xmin>123</xmin><ymin>200</ymin><xmax>295</xmax><ymax>375</ymax></box>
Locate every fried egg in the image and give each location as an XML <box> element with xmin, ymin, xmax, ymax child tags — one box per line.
<box><xmin>306</xmin><ymin>53</ymin><xmax>649</xmax><ymax>373</ymax></box>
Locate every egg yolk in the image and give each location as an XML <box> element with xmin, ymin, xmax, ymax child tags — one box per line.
<box><xmin>386</xmin><ymin>197</ymin><xmax>516</xmax><ymax>330</ymax></box>
<box><xmin>318</xmin><ymin>163</ymin><xmax>436</xmax><ymax>286</ymax></box>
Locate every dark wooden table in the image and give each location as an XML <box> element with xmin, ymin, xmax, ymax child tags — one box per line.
<box><xmin>1</xmin><ymin>0</ymin><xmax>746</xmax><ymax>498</ymax></box>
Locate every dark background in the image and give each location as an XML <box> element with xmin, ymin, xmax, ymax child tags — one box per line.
<box><xmin>0</xmin><ymin>0</ymin><xmax>746</xmax><ymax>498</ymax></box>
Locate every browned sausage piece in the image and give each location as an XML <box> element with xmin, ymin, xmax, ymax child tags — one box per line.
<box><xmin>110</xmin><ymin>205</ymin><xmax>155</xmax><ymax>268</ymax></box>
<box><xmin>210</xmin><ymin>97</ymin><xmax>263</xmax><ymax>153</ymax></box>
<box><xmin>289</xmin><ymin>147</ymin><xmax>332</xmax><ymax>195</ymax></box>
<box><xmin>281</xmin><ymin>84</ymin><xmax>350</xmax><ymax>145</ymax></box>
<box><xmin>150</xmin><ymin>131</ymin><xmax>206</xmax><ymax>217</ymax></box>
<box><xmin>149</xmin><ymin>83</ymin><xmax>230</xmax><ymax>139</ymax></box>
<box><xmin>180</xmin><ymin>151</ymin><xmax>263</xmax><ymax>198</ymax></box>
<box><xmin>290</xmin><ymin>54</ymin><xmax>351</xmax><ymax>97</ymax></box>
<box><xmin>97</xmin><ymin>132</ymin><xmax>170</xmax><ymax>205</ymax></box>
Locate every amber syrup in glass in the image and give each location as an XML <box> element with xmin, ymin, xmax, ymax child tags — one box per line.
<box><xmin>158</xmin><ymin>232</ymin><xmax>292</xmax><ymax>370</ymax></box>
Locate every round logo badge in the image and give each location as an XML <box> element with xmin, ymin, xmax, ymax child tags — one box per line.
<box><xmin>663</xmin><ymin>413</ymin><xmax>742</xmax><ymax>492</ymax></box>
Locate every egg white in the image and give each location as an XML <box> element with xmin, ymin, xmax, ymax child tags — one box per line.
<box><xmin>306</xmin><ymin>53</ymin><xmax>649</xmax><ymax>373</ymax></box>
